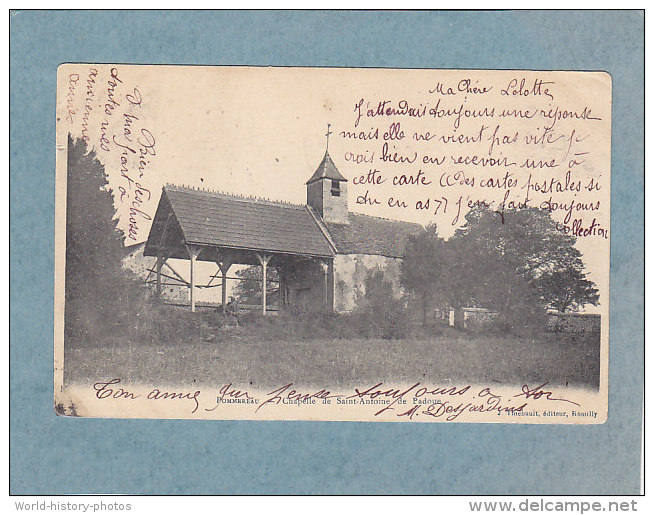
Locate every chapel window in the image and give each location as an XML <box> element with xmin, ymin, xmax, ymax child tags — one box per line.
<box><xmin>331</xmin><ymin>180</ymin><xmax>340</xmax><ymax>196</ymax></box>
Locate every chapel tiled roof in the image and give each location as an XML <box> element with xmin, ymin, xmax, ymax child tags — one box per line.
<box><xmin>305</xmin><ymin>151</ymin><xmax>348</xmax><ymax>184</ymax></box>
<box><xmin>324</xmin><ymin>213</ymin><xmax>423</xmax><ymax>259</ymax></box>
<box><xmin>147</xmin><ymin>185</ymin><xmax>422</xmax><ymax>261</ymax></box>
<box><xmin>161</xmin><ymin>185</ymin><xmax>335</xmax><ymax>258</ymax></box>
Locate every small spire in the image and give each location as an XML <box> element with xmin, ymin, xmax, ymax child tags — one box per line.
<box><xmin>325</xmin><ymin>123</ymin><xmax>333</xmax><ymax>152</ymax></box>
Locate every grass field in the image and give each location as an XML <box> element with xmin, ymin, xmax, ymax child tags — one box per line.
<box><xmin>64</xmin><ymin>326</ymin><xmax>600</xmax><ymax>390</ymax></box>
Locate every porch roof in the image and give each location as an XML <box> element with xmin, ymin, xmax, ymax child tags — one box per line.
<box><xmin>144</xmin><ymin>185</ymin><xmax>335</xmax><ymax>260</ymax></box>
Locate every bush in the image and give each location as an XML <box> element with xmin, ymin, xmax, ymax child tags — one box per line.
<box><xmin>352</xmin><ymin>269</ymin><xmax>411</xmax><ymax>340</ymax></box>
<box><xmin>217</xmin><ymin>303</ymin><xmax>410</xmax><ymax>342</ymax></box>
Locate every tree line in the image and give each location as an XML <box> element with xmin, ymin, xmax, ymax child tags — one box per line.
<box><xmin>399</xmin><ymin>207</ymin><xmax>599</xmax><ymax>332</ymax></box>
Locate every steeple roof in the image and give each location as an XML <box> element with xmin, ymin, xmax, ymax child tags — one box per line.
<box><xmin>306</xmin><ymin>151</ymin><xmax>348</xmax><ymax>185</ymax></box>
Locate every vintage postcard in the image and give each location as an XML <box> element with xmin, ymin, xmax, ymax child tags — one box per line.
<box><xmin>54</xmin><ymin>65</ymin><xmax>611</xmax><ymax>423</ymax></box>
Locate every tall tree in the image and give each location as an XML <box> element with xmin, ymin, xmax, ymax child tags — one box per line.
<box><xmin>454</xmin><ymin>206</ymin><xmax>585</xmax><ymax>279</ymax></box>
<box><xmin>65</xmin><ymin>136</ymin><xmax>143</xmax><ymax>343</ymax></box>
<box><xmin>535</xmin><ymin>268</ymin><xmax>599</xmax><ymax>313</ymax></box>
<box><xmin>400</xmin><ymin>225</ymin><xmax>456</xmax><ymax>326</ymax></box>
<box><xmin>451</xmin><ymin>206</ymin><xmax>599</xmax><ymax>326</ymax></box>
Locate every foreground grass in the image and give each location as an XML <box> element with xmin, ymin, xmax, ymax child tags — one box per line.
<box><xmin>65</xmin><ymin>328</ymin><xmax>600</xmax><ymax>390</ymax></box>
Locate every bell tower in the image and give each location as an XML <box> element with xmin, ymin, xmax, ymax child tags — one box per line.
<box><xmin>306</xmin><ymin>124</ymin><xmax>349</xmax><ymax>224</ymax></box>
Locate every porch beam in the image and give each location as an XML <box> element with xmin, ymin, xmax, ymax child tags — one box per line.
<box><xmin>145</xmin><ymin>268</ymin><xmax>189</xmax><ymax>287</ymax></box>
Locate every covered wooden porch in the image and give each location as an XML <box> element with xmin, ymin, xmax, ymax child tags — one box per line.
<box><xmin>143</xmin><ymin>185</ymin><xmax>336</xmax><ymax>314</ymax></box>
<box><xmin>151</xmin><ymin>244</ymin><xmax>334</xmax><ymax>314</ymax></box>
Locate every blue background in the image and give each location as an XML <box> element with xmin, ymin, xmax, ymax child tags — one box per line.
<box><xmin>10</xmin><ymin>10</ymin><xmax>644</xmax><ymax>494</ymax></box>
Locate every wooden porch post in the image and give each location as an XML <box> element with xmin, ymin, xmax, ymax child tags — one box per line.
<box><xmin>155</xmin><ymin>256</ymin><xmax>167</xmax><ymax>299</ymax></box>
<box><xmin>255</xmin><ymin>253</ymin><xmax>272</xmax><ymax>315</ymax></box>
<box><xmin>216</xmin><ymin>261</ymin><xmax>232</xmax><ymax>309</ymax></box>
<box><xmin>186</xmin><ymin>245</ymin><xmax>201</xmax><ymax>312</ymax></box>
<box><xmin>156</xmin><ymin>259</ymin><xmax>161</xmax><ymax>298</ymax></box>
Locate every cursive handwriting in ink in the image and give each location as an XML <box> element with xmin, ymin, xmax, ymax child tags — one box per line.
<box><xmin>65</xmin><ymin>73</ymin><xmax>80</xmax><ymax>123</ymax></box>
<box><xmin>93</xmin><ymin>378</ymin><xmax>140</xmax><ymax>400</ymax></box>
<box><xmin>205</xmin><ymin>383</ymin><xmax>255</xmax><ymax>411</ymax></box>
<box><xmin>80</xmin><ymin>68</ymin><xmax>98</xmax><ymax>142</ymax></box>
<box><xmin>147</xmin><ymin>388</ymin><xmax>201</xmax><ymax>414</ymax></box>
<box><xmin>348</xmin><ymin>382</ymin><xmax>471</xmax><ymax>417</ymax></box>
<box><xmin>256</xmin><ymin>383</ymin><xmax>340</xmax><ymax>413</ymax></box>
<box><xmin>513</xmin><ymin>382</ymin><xmax>580</xmax><ymax>406</ymax></box>
<box><xmin>500</xmin><ymin>77</ymin><xmax>555</xmax><ymax>100</ymax></box>
<box><xmin>104</xmin><ymin>67</ymin><xmax>122</xmax><ymax>116</ymax></box>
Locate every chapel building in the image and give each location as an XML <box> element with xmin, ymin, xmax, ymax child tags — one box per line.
<box><xmin>142</xmin><ymin>146</ymin><xmax>422</xmax><ymax>313</ymax></box>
